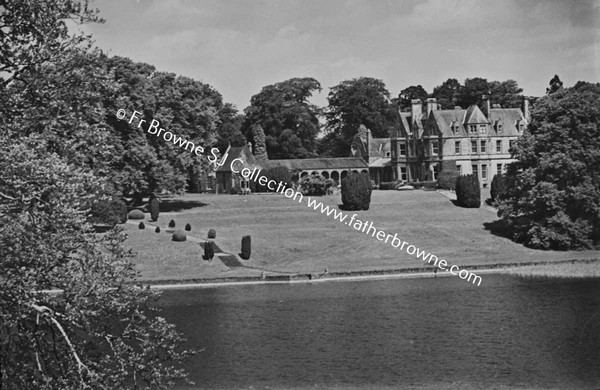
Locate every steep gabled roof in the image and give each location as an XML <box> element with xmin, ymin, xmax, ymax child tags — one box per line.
<box><xmin>431</xmin><ymin>109</ymin><xmax>467</xmax><ymax>137</ymax></box>
<box><xmin>216</xmin><ymin>145</ymin><xmax>259</xmax><ymax>172</ymax></box>
<box><xmin>369</xmin><ymin>137</ymin><xmax>391</xmax><ymax>158</ymax></box>
<box><xmin>488</xmin><ymin>108</ymin><xmax>526</xmax><ymax>136</ymax></box>
<box><xmin>464</xmin><ymin>105</ymin><xmax>488</xmax><ymax>124</ymax></box>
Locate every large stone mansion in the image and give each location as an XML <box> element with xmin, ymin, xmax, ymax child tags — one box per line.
<box><xmin>390</xmin><ymin>95</ymin><xmax>529</xmax><ymax>187</ymax></box>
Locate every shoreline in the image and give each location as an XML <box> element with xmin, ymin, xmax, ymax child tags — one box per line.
<box><xmin>143</xmin><ymin>258</ymin><xmax>600</xmax><ymax>289</ymax></box>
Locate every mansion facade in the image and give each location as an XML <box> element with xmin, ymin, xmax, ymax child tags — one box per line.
<box><xmin>391</xmin><ymin>96</ymin><xmax>529</xmax><ymax>187</ymax></box>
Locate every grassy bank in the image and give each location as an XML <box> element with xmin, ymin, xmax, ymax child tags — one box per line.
<box><xmin>506</xmin><ymin>261</ymin><xmax>600</xmax><ymax>279</ymax></box>
<box><xmin>124</xmin><ymin>190</ymin><xmax>600</xmax><ymax>281</ymax></box>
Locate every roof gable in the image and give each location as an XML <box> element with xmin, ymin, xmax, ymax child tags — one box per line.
<box><xmin>464</xmin><ymin>105</ymin><xmax>488</xmax><ymax>124</ymax></box>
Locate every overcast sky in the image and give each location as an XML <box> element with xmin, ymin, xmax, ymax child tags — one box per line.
<box><xmin>87</xmin><ymin>0</ymin><xmax>599</xmax><ymax>110</ymax></box>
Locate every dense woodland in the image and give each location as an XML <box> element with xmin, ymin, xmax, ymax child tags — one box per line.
<box><xmin>0</xmin><ymin>0</ymin><xmax>599</xmax><ymax>388</ymax></box>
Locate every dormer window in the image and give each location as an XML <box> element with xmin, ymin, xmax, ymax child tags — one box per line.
<box><xmin>516</xmin><ymin>120</ymin><xmax>524</xmax><ymax>132</ymax></box>
<box><xmin>450</xmin><ymin>121</ymin><xmax>459</xmax><ymax>135</ymax></box>
<box><xmin>479</xmin><ymin>124</ymin><xmax>486</xmax><ymax>134</ymax></box>
<box><xmin>495</xmin><ymin>120</ymin><xmax>503</xmax><ymax>133</ymax></box>
<box><xmin>469</xmin><ymin>125</ymin><xmax>477</xmax><ymax>134</ymax></box>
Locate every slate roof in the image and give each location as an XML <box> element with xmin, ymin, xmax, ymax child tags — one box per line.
<box><xmin>369</xmin><ymin>138</ymin><xmax>391</xmax><ymax>158</ymax></box>
<box><xmin>267</xmin><ymin>157</ymin><xmax>368</xmax><ymax>171</ymax></box>
<box><xmin>464</xmin><ymin>105</ymin><xmax>488</xmax><ymax>124</ymax></box>
<box><xmin>215</xmin><ymin>146</ymin><xmax>259</xmax><ymax>172</ymax></box>
<box><xmin>369</xmin><ymin>157</ymin><xmax>392</xmax><ymax>168</ymax></box>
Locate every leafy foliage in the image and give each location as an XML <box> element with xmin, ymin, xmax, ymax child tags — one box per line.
<box><xmin>398</xmin><ymin>85</ymin><xmax>429</xmax><ymax>111</ymax></box>
<box><xmin>322</xmin><ymin>77</ymin><xmax>397</xmax><ymax>156</ymax></box>
<box><xmin>149</xmin><ymin>194</ymin><xmax>160</xmax><ymax>221</ymax></box>
<box><xmin>89</xmin><ymin>197</ymin><xmax>128</xmax><ymax>226</ymax></box>
<box><xmin>546</xmin><ymin>75</ymin><xmax>564</xmax><ymax>95</ymax></box>
<box><xmin>203</xmin><ymin>241</ymin><xmax>214</xmax><ymax>260</ymax></box>
<box><xmin>455</xmin><ymin>174</ymin><xmax>481</xmax><ymax>208</ymax></box>
<box><xmin>298</xmin><ymin>174</ymin><xmax>329</xmax><ymax>196</ymax></box>
<box><xmin>172</xmin><ymin>230</ymin><xmax>187</xmax><ymax>242</ymax></box>
<box><xmin>490</xmin><ymin>173</ymin><xmax>508</xmax><ymax>202</ymax></box>
<box><xmin>498</xmin><ymin>82</ymin><xmax>600</xmax><ymax>249</ymax></box>
<box><xmin>251</xmin><ymin>124</ymin><xmax>269</xmax><ymax>160</ymax></box>
<box><xmin>437</xmin><ymin>170</ymin><xmax>460</xmax><ymax>191</ymax></box>
<box><xmin>208</xmin><ymin>228</ymin><xmax>216</xmax><ymax>239</ymax></box>
<box><xmin>341</xmin><ymin>173</ymin><xmax>372</xmax><ymax>210</ymax></box>
<box><xmin>243</xmin><ymin>77</ymin><xmax>321</xmax><ymax>159</ymax></box>
<box><xmin>432</xmin><ymin>78</ymin><xmax>461</xmax><ymax>109</ymax></box>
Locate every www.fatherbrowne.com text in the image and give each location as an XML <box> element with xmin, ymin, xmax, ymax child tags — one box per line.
<box><xmin>230</xmin><ymin>158</ymin><xmax>482</xmax><ymax>286</ymax></box>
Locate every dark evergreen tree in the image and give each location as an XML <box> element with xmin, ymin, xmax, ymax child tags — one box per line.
<box><xmin>341</xmin><ymin>172</ymin><xmax>372</xmax><ymax>210</ymax></box>
<box><xmin>455</xmin><ymin>174</ymin><xmax>481</xmax><ymax>208</ymax></box>
<box><xmin>251</xmin><ymin>123</ymin><xmax>269</xmax><ymax>160</ymax></box>
<box><xmin>149</xmin><ymin>193</ymin><xmax>159</xmax><ymax>221</ymax></box>
<box><xmin>490</xmin><ymin>173</ymin><xmax>508</xmax><ymax>202</ymax></box>
<box><xmin>240</xmin><ymin>235</ymin><xmax>251</xmax><ymax>260</ymax></box>
<box><xmin>546</xmin><ymin>75</ymin><xmax>564</xmax><ymax>95</ymax></box>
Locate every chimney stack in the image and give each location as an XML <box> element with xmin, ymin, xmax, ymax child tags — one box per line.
<box><xmin>410</xmin><ymin>99</ymin><xmax>422</xmax><ymax>126</ymax></box>
<box><xmin>481</xmin><ymin>94</ymin><xmax>490</xmax><ymax>117</ymax></box>
<box><xmin>426</xmin><ymin>98</ymin><xmax>437</xmax><ymax>116</ymax></box>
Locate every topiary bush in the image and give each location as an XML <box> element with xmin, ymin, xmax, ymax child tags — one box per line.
<box><xmin>491</xmin><ymin>173</ymin><xmax>508</xmax><ymax>202</ymax></box>
<box><xmin>168</xmin><ymin>219</ymin><xmax>176</xmax><ymax>228</ymax></box>
<box><xmin>128</xmin><ymin>209</ymin><xmax>145</xmax><ymax>220</ymax></box>
<box><xmin>455</xmin><ymin>174</ymin><xmax>481</xmax><ymax>208</ymax></box>
<box><xmin>138</xmin><ymin>222</ymin><xmax>145</xmax><ymax>229</ymax></box>
<box><xmin>298</xmin><ymin>174</ymin><xmax>328</xmax><ymax>196</ymax></box>
<box><xmin>208</xmin><ymin>228</ymin><xmax>216</xmax><ymax>239</ymax></box>
<box><xmin>89</xmin><ymin>197</ymin><xmax>128</xmax><ymax>226</ymax></box>
<box><xmin>149</xmin><ymin>194</ymin><xmax>159</xmax><ymax>221</ymax></box>
<box><xmin>437</xmin><ymin>170</ymin><xmax>460</xmax><ymax>191</ymax></box>
<box><xmin>240</xmin><ymin>235</ymin><xmax>251</xmax><ymax>260</ymax></box>
<box><xmin>204</xmin><ymin>241</ymin><xmax>214</xmax><ymax>261</ymax></box>
<box><xmin>185</xmin><ymin>223</ymin><xmax>191</xmax><ymax>231</ymax></box>
<box><xmin>341</xmin><ymin>172</ymin><xmax>372</xmax><ymax>210</ymax></box>
<box><xmin>155</xmin><ymin>226</ymin><xmax>161</xmax><ymax>233</ymax></box>
<box><xmin>172</xmin><ymin>230</ymin><xmax>187</xmax><ymax>242</ymax></box>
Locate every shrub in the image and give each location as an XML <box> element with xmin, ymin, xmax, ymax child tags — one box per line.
<box><xmin>204</xmin><ymin>241</ymin><xmax>214</xmax><ymax>260</ymax></box>
<box><xmin>89</xmin><ymin>197</ymin><xmax>128</xmax><ymax>226</ymax></box>
<box><xmin>455</xmin><ymin>174</ymin><xmax>481</xmax><ymax>208</ymax></box>
<box><xmin>437</xmin><ymin>170</ymin><xmax>460</xmax><ymax>191</ymax></box>
<box><xmin>341</xmin><ymin>172</ymin><xmax>372</xmax><ymax>210</ymax></box>
<box><xmin>298</xmin><ymin>174</ymin><xmax>328</xmax><ymax>196</ymax></box>
<box><xmin>172</xmin><ymin>230</ymin><xmax>187</xmax><ymax>242</ymax></box>
<box><xmin>149</xmin><ymin>194</ymin><xmax>159</xmax><ymax>221</ymax></box>
<box><xmin>128</xmin><ymin>209</ymin><xmax>145</xmax><ymax>220</ymax></box>
<box><xmin>259</xmin><ymin>166</ymin><xmax>292</xmax><ymax>192</ymax></box>
<box><xmin>208</xmin><ymin>228</ymin><xmax>216</xmax><ymax>239</ymax></box>
<box><xmin>168</xmin><ymin>219</ymin><xmax>176</xmax><ymax>228</ymax></box>
<box><xmin>138</xmin><ymin>222</ymin><xmax>145</xmax><ymax>229</ymax></box>
<box><xmin>185</xmin><ymin>223</ymin><xmax>191</xmax><ymax>231</ymax></box>
<box><xmin>155</xmin><ymin>226</ymin><xmax>160</xmax><ymax>233</ymax></box>
<box><xmin>240</xmin><ymin>235</ymin><xmax>251</xmax><ymax>260</ymax></box>
<box><xmin>491</xmin><ymin>173</ymin><xmax>508</xmax><ymax>202</ymax></box>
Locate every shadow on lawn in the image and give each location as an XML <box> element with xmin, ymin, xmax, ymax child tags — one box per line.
<box><xmin>483</xmin><ymin>219</ymin><xmax>514</xmax><ymax>240</ymax></box>
<box><xmin>160</xmin><ymin>199</ymin><xmax>208</xmax><ymax>212</ymax></box>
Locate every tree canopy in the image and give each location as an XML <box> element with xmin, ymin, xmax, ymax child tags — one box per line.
<box><xmin>498</xmin><ymin>82</ymin><xmax>600</xmax><ymax>250</ymax></box>
<box><xmin>322</xmin><ymin>77</ymin><xmax>397</xmax><ymax>156</ymax></box>
<box><xmin>398</xmin><ymin>85</ymin><xmax>429</xmax><ymax>111</ymax></box>
<box><xmin>243</xmin><ymin>77</ymin><xmax>322</xmax><ymax>159</ymax></box>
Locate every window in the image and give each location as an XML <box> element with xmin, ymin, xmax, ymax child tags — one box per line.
<box><xmin>400</xmin><ymin>167</ymin><xmax>407</xmax><ymax>181</ymax></box>
<box><xmin>472</xmin><ymin>164</ymin><xmax>478</xmax><ymax>177</ymax></box>
<box><xmin>399</xmin><ymin>143</ymin><xmax>406</xmax><ymax>156</ymax></box>
<box><xmin>432</xmin><ymin>164</ymin><xmax>439</xmax><ymax>180</ymax></box>
<box><xmin>496</xmin><ymin>140</ymin><xmax>502</xmax><ymax>153</ymax></box>
<box><xmin>479</xmin><ymin>124</ymin><xmax>486</xmax><ymax>134</ymax></box>
<box><xmin>481</xmin><ymin>164</ymin><xmax>487</xmax><ymax>180</ymax></box>
<box><xmin>469</xmin><ymin>125</ymin><xmax>477</xmax><ymax>134</ymax></box>
<box><xmin>456</xmin><ymin>165</ymin><xmax>462</xmax><ymax>174</ymax></box>
<box><xmin>480</xmin><ymin>140</ymin><xmax>486</xmax><ymax>153</ymax></box>
<box><xmin>496</xmin><ymin>163</ymin><xmax>503</xmax><ymax>175</ymax></box>
<box><xmin>455</xmin><ymin>141</ymin><xmax>461</xmax><ymax>154</ymax></box>
<box><xmin>432</xmin><ymin>140</ymin><xmax>439</xmax><ymax>155</ymax></box>
<box><xmin>496</xmin><ymin>120</ymin><xmax>503</xmax><ymax>133</ymax></box>
<box><xmin>471</xmin><ymin>140</ymin><xmax>477</xmax><ymax>154</ymax></box>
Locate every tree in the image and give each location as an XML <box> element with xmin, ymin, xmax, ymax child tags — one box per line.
<box><xmin>457</xmin><ymin>77</ymin><xmax>489</xmax><ymax>108</ymax></box>
<box><xmin>341</xmin><ymin>172</ymin><xmax>372</xmax><ymax>210</ymax></box>
<box><xmin>215</xmin><ymin>103</ymin><xmax>245</xmax><ymax>152</ymax></box>
<box><xmin>398</xmin><ymin>85</ymin><xmax>429</xmax><ymax>111</ymax></box>
<box><xmin>488</xmin><ymin>79</ymin><xmax>523</xmax><ymax>108</ymax></box>
<box><xmin>546</xmin><ymin>75</ymin><xmax>564</xmax><ymax>95</ymax></box>
<box><xmin>432</xmin><ymin>78</ymin><xmax>461</xmax><ymax>109</ymax></box>
<box><xmin>323</xmin><ymin>77</ymin><xmax>397</xmax><ymax>156</ymax></box>
<box><xmin>252</xmin><ymin>124</ymin><xmax>268</xmax><ymax>160</ymax></box>
<box><xmin>498</xmin><ymin>82</ymin><xmax>600</xmax><ymax>250</ymax></box>
<box><xmin>0</xmin><ymin>1</ymin><xmax>194</xmax><ymax>387</ymax></box>
<box><xmin>455</xmin><ymin>174</ymin><xmax>481</xmax><ymax>208</ymax></box>
<box><xmin>243</xmin><ymin>77</ymin><xmax>321</xmax><ymax>159</ymax></box>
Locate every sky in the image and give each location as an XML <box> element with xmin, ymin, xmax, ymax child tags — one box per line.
<box><xmin>85</xmin><ymin>0</ymin><xmax>599</xmax><ymax>111</ymax></box>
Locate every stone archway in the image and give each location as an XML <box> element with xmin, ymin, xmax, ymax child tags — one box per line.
<box><xmin>331</xmin><ymin>171</ymin><xmax>340</xmax><ymax>183</ymax></box>
<box><xmin>321</xmin><ymin>171</ymin><xmax>330</xmax><ymax>179</ymax></box>
<box><xmin>341</xmin><ymin>170</ymin><xmax>348</xmax><ymax>180</ymax></box>
<box><xmin>300</xmin><ymin>172</ymin><xmax>308</xmax><ymax>178</ymax></box>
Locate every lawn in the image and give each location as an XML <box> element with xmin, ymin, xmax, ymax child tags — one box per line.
<box><xmin>123</xmin><ymin>190</ymin><xmax>600</xmax><ymax>281</ymax></box>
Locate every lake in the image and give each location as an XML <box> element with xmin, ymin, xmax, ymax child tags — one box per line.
<box><xmin>157</xmin><ymin>274</ymin><xmax>600</xmax><ymax>389</ymax></box>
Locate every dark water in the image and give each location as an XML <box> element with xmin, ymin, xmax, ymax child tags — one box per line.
<box><xmin>157</xmin><ymin>275</ymin><xmax>600</xmax><ymax>389</ymax></box>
